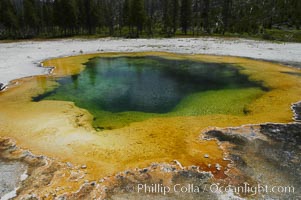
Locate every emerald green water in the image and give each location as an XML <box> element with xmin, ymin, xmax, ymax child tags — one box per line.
<box><xmin>33</xmin><ymin>56</ymin><xmax>266</xmax><ymax>129</ymax></box>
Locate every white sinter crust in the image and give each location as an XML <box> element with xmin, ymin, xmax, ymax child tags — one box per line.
<box><xmin>1</xmin><ymin>37</ymin><xmax>301</xmax><ymax>87</ymax></box>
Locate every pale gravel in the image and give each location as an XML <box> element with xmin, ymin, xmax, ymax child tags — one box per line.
<box><xmin>1</xmin><ymin>37</ymin><xmax>301</xmax><ymax>87</ymax></box>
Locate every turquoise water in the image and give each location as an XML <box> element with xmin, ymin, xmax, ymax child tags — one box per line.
<box><xmin>33</xmin><ymin>56</ymin><xmax>265</xmax><ymax>128</ymax></box>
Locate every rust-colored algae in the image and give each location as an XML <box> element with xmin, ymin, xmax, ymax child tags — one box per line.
<box><xmin>0</xmin><ymin>52</ymin><xmax>301</xmax><ymax>196</ymax></box>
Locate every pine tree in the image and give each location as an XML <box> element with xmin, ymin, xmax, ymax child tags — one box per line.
<box><xmin>123</xmin><ymin>0</ymin><xmax>131</xmax><ymax>32</ymax></box>
<box><xmin>85</xmin><ymin>0</ymin><xmax>99</xmax><ymax>34</ymax></box>
<box><xmin>162</xmin><ymin>0</ymin><xmax>172</xmax><ymax>36</ymax></box>
<box><xmin>180</xmin><ymin>0</ymin><xmax>192</xmax><ymax>34</ymax></box>
<box><xmin>24</xmin><ymin>0</ymin><xmax>38</xmax><ymax>36</ymax></box>
<box><xmin>130</xmin><ymin>0</ymin><xmax>146</xmax><ymax>37</ymax></box>
<box><xmin>222</xmin><ymin>0</ymin><xmax>232</xmax><ymax>34</ymax></box>
<box><xmin>1</xmin><ymin>0</ymin><xmax>301</xmax><ymax>40</ymax></box>
<box><xmin>172</xmin><ymin>0</ymin><xmax>179</xmax><ymax>34</ymax></box>
<box><xmin>55</xmin><ymin>0</ymin><xmax>78</xmax><ymax>36</ymax></box>
<box><xmin>0</xmin><ymin>0</ymin><xmax>19</xmax><ymax>37</ymax></box>
<box><xmin>202</xmin><ymin>0</ymin><xmax>210</xmax><ymax>33</ymax></box>
<box><xmin>104</xmin><ymin>1</ymin><xmax>115</xmax><ymax>35</ymax></box>
<box><xmin>291</xmin><ymin>0</ymin><xmax>301</xmax><ymax>29</ymax></box>
<box><xmin>42</xmin><ymin>0</ymin><xmax>54</xmax><ymax>36</ymax></box>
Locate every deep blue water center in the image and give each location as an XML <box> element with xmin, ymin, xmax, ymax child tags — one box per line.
<box><xmin>33</xmin><ymin>56</ymin><xmax>262</xmax><ymax>113</ymax></box>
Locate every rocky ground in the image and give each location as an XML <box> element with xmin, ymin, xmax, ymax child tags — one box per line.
<box><xmin>0</xmin><ymin>160</ymin><xmax>27</xmax><ymax>199</ymax></box>
<box><xmin>202</xmin><ymin>102</ymin><xmax>301</xmax><ymax>199</ymax></box>
<box><xmin>0</xmin><ymin>137</ymin><xmax>239</xmax><ymax>200</ymax></box>
<box><xmin>293</xmin><ymin>101</ymin><xmax>301</xmax><ymax>121</ymax></box>
<box><xmin>204</xmin><ymin>123</ymin><xmax>301</xmax><ymax>199</ymax></box>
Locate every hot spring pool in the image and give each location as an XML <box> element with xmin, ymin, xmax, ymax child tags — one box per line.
<box><xmin>1</xmin><ymin>52</ymin><xmax>301</xmax><ymax>184</ymax></box>
<box><xmin>33</xmin><ymin>56</ymin><xmax>265</xmax><ymax>129</ymax></box>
